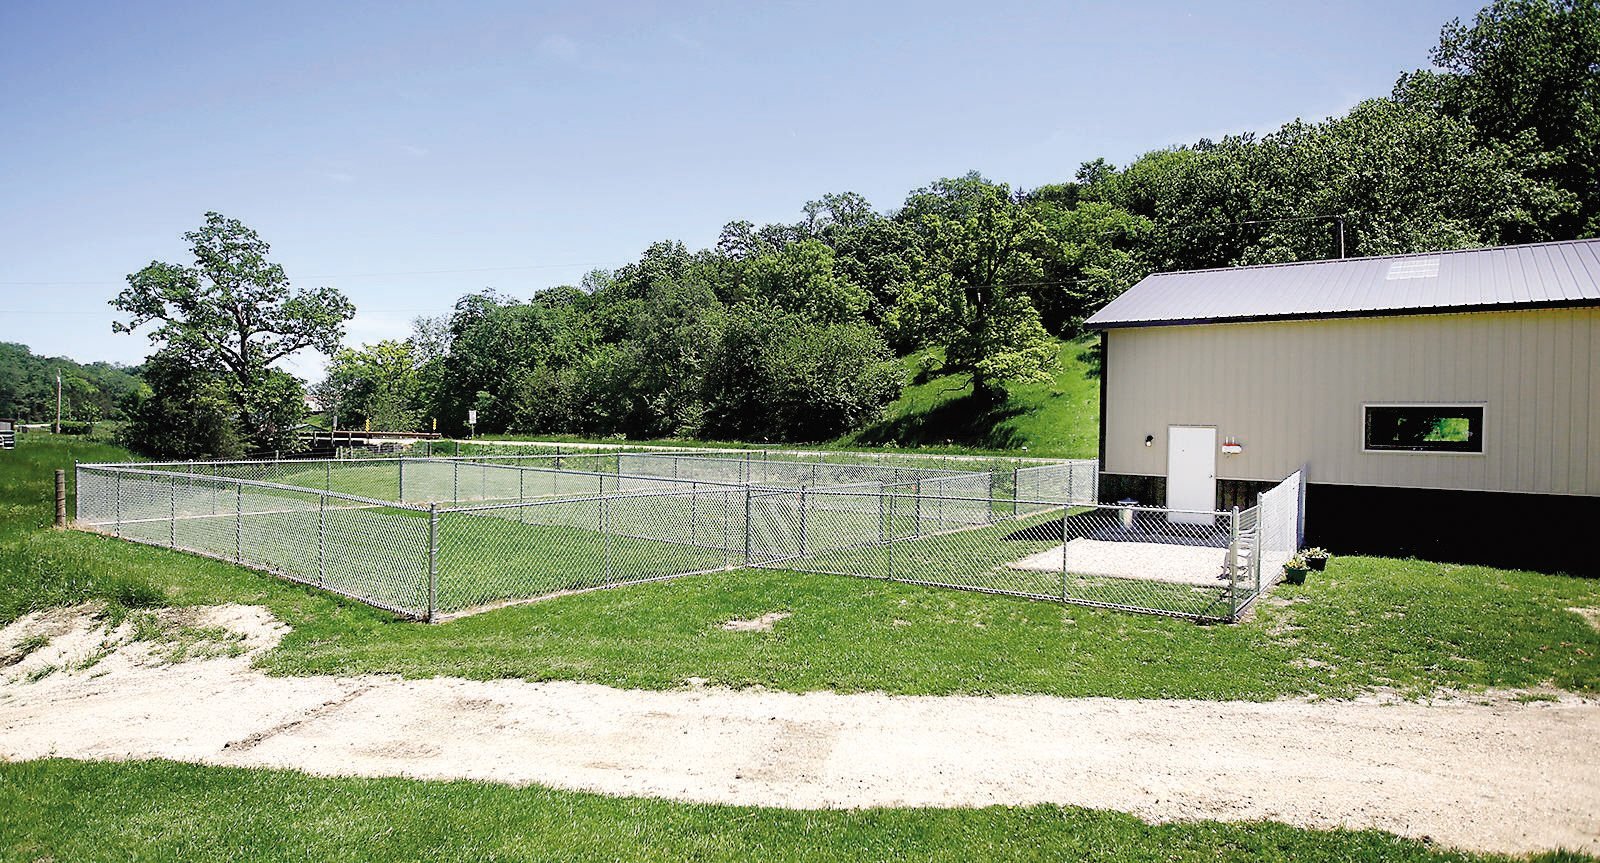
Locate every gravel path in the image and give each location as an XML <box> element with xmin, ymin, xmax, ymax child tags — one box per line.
<box><xmin>1</xmin><ymin>605</ymin><xmax>1596</xmax><ymax>856</ymax></box>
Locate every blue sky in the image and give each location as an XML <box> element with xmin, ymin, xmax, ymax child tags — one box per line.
<box><xmin>0</xmin><ymin>0</ymin><xmax>1479</xmax><ymax>378</ymax></box>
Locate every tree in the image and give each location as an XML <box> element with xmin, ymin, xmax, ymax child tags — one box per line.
<box><xmin>702</xmin><ymin>304</ymin><xmax>902</xmax><ymax>440</ymax></box>
<box><xmin>740</xmin><ymin>239</ymin><xmax>870</xmax><ymax>325</ymax></box>
<box><xmin>890</xmin><ymin>174</ymin><xmax>1057</xmax><ymax>402</ymax></box>
<box><xmin>1395</xmin><ymin>0</ymin><xmax>1600</xmax><ymax>234</ymax></box>
<box><xmin>316</xmin><ymin>340</ymin><xmax>425</xmax><ymax>432</ymax></box>
<box><xmin>112</xmin><ymin>213</ymin><xmax>354</xmax><ymax>449</ymax></box>
<box><xmin>116</xmin><ymin>348</ymin><xmax>242</xmax><ymax>460</ymax></box>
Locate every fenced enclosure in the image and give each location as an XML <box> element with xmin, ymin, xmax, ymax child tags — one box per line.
<box><xmin>74</xmin><ymin>451</ymin><xmax>1301</xmax><ymax>623</ymax></box>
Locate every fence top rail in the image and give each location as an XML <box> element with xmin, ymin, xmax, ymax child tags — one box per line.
<box><xmin>416</xmin><ymin>458</ymin><xmax>761</xmax><ymax>491</ymax></box>
<box><xmin>438</xmin><ymin>484</ymin><xmax>753</xmax><ymax>513</ymax></box>
<box><xmin>625</xmin><ymin>450</ymin><xmax>1085</xmax><ymax>469</ymax></box>
<box><xmin>442</xmin><ymin>489</ymin><xmax>1227</xmax><ymax>518</ymax></box>
<box><xmin>78</xmin><ymin>464</ymin><xmax>433</xmax><ymax>511</ymax></box>
<box><xmin>622</xmin><ymin>453</ymin><xmax>982</xmax><ymax>480</ymax></box>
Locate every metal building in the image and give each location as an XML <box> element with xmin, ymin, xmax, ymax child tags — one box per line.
<box><xmin>1084</xmin><ymin>238</ymin><xmax>1600</xmax><ymax>572</ymax></box>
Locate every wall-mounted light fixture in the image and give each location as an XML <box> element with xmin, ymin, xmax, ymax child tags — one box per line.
<box><xmin>1144</xmin><ymin>434</ymin><xmax>1154</xmax><ymax>447</ymax></box>
<box><xmin>1221</xmin><ymin>436</ymin><xmax>1243</xmax><ymax>455</ymax></box>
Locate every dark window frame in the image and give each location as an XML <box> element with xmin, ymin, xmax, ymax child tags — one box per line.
<box><xmin>1362</xmin><ymin>403</ymin><xmax>1485</xmax><ymax>454</ymax></box>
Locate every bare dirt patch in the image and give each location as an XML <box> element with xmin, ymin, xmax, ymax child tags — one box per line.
<box><xmin>720</xmin><ymin>612</ymin><xmax>791</xmax><ymax>632</ymax></box>
<box><xmin>1</xmin><ymin>605</ymin><xmax>1597</xmax><ymax>856</ymax></box>
<box><xmin>1571</xmin><ymin>607</ymin><xmax>1600</xmax><ymax>634</ymax></box>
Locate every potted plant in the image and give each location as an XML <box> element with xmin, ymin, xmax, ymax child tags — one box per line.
<box><xmin>1283</xmin><ymin>552</ymin><xmax>1310</xmax><ymax>585</ymax></box>
<box><xmin>1303</xmin><ymin>547</ymin><xmax>1330</xmax><ymax>571</ymax></box>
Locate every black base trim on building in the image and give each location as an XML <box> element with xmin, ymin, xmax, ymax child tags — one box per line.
<box><xmin>1306</xmin><ymin>484</ymin><xmax>1598</xmax><ymax>577</ymax></box>
<box><xmin>1098</xmin><ymin>473</ymin><xmax>1598</xmax><ymax>576</ymax></box>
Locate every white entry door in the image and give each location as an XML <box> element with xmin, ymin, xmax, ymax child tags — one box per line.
<box><xmin>1166</xmin><ymin>426</ymin><xmax>1216</xmax><ymax>525</ymax></box>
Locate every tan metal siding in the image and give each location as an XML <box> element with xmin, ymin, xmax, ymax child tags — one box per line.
<box><xmin>1102</xmin><ymin>307</ymin><xmax>1600</xmax><ymax>496</ymax></box>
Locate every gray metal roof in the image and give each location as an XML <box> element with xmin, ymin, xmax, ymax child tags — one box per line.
<box><xmin>1083</xmin><ymin>239</ymin><xmax>1600</xmax><ymax>329</ymax></box>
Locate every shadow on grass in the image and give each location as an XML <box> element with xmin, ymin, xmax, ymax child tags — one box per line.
<box><xmin>852</xmin><ymin>391</ymin><xmax>1033</xmax><ymax>450</ymax></box>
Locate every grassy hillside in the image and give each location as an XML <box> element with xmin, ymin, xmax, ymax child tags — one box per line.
<box><xmin>844</xmin><ymin>338</ymin><xmax>1099</xmax><ymax>457</ymax></box>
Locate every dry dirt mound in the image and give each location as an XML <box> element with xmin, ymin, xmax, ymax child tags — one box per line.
<box><xmin>1</xmin><ymin>605</ymin><xmax>1597</xmax><ymax>856</ymax></box>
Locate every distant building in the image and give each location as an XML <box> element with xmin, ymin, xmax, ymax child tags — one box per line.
<box><xmin>1085</xmin><ymin>239</ymin><xmax>1600</xmax><ymax>573</ymax></box>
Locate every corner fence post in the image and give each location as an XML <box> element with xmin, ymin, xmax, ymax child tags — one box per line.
<box><xmin>74</xmin><ymin>464</ymin><xmax>82</xmax><ymax>526</ymax></box>
<box><xmin>54</xmin><ymin>469</ymin><xmax>66</xmax><ymax>528</ymax></box>
<box><xmin>427</xmin><ymin>503</ymin><xmax>439</xmax><ymax>623</ymax></box>
<box><xmin>1229</xmin><ymin>505</ymin><xmax>1240</xmax><ymax>620</ymax></box>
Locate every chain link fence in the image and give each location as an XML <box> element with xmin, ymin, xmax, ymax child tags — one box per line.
<box><xmin>75</xmin><ymin>453</ymin><xmax>1299</xmax><ymax>623</ymax></box>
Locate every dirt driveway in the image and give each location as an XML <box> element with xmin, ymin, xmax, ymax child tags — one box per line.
<box><xmin>2</xmin><ymin>604</ymin><xmax>1597</xmax><ymax>856</ymax></box>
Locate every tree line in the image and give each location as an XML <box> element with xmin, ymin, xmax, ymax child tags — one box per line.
<box><xmin>108</xmin><ymin>0</ymin><xmax>1600</xmax><ymax>457</ymax></box>
<box><xmin>0</xmin><ymin>343</ymin><xmax>142</xmax><ymax>427</ymax></box>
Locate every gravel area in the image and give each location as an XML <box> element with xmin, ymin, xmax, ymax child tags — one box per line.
<box><xmin>1010</xmin><ymin>538</ymin><xmax>1230</xmax><ymax>586</ymax></box>
<box><xmin>1</xmin><ymin>604</ymin><xmax>1596</xmax><ymax>856</ymax></box>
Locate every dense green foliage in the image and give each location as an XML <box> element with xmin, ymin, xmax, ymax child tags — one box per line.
<box><xmin>7</xmin><ymin>436</ymin><xmax>1598</xmax><ymax>699</ymax></box>
<box><xmin>112</xmin><ymin>212</ymin><xmax>354</xmax><ymax>453</ymax></box>
<box><xmin>308</xmin><ymin>0</ymin><xmax>1599</xmax><ymax>441</ymax></box>
<box><xmin>8</xmin><ymin>759</ymin><xmax>1587</xmax><ymax>863</ymax></box>
<box><xmin>0</xmin><ymin>342</ymin><xmax>141</xmax><ymax>423</ymax></box>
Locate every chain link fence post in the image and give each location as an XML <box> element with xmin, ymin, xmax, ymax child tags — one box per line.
<box><xmin>600</xmin><ymin>488</ymin><xmax>612</xmax><ymax>584</ymax></box>
<box><xmin>452</xmin><ymin>460</ymin><xmax>459</xmax><ymax>504</ymax></box>
<box><xmin>1228</xmin><ymin>505</ymin><xmax>1240</xmax><ymax>620</ymax></box>
<box><xmin>721</xmin><ymin>488</ymin><xmax>731</xmax><ymax>568</ymax></box>
<box><xmin>168</xmin><ymin>474</ymin><xmax>177</xmax><ymax>548</ymax></box>
<box><xmin>1254</xmin><ymin>491</ymin><xmax>1265</xmax><ymax>599</ymax></box>
<box><xmin>427</xmin><ymin>503</ymin><xmax>439</xmax><ymax>623</ymax></box>
<box><xmin>798</xmin><ymin>486</ymin><xmax>808</xmax><ymax>556</ymax></box>
<box><xmin>234</xmin><ymin>482</ymin><xmax>242</xmax><ymax>563</ymax></box>
<box><xmin>398</xmin><ymin>457</ymin><xmax>405</xmax><ymax>503</ymax></box>
<box><xmin>743</xmin><ymin>489</ymin><xmax>752</xmax><ymax>565</ymax></box>
<box><xmin>1061</xmin><ymin>504</ymin><xmax>1070</xmax><ymax>602</ymax></box>
<box><xmin>318</xmin><ymin>493</ymin><xmax>327</xmax><ymax>587</ymax></box>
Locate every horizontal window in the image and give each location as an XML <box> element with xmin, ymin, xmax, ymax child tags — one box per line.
<box><xmin>1364</xmin><ymin>405</ymin><xmax>1483</xmax><ymax>453</ymax></box>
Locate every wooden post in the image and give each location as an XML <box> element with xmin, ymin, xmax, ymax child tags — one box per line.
<box><xmin>54</xmin><ymin>469</ymin><xmax>66</xmax><ymax>528</ymax></box>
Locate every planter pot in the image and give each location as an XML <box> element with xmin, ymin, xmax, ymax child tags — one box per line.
<box><xmin>1284</xmin><ymin>567</ymin><xmax>1309</xmax><ymax>585</ymax></box>
<box><xmin>1307</xmin><ymin>557</ymin><xmax>1328</xmax><ymax>571</ymax></box>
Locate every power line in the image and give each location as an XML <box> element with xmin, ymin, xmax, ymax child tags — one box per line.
<box><xmin>0</xmin><ymin>259</ymin><xmax>622</xmax><ymax>287</ymax></box>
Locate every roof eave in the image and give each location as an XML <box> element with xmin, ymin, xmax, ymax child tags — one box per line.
<box><xmin>1085</xmin><ymin>297</ymin><xmax>1600</xmax><ymax>330</ymax></box>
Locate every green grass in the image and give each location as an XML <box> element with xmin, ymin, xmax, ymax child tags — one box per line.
<box><xmin>7</xmin><ymin>436</ymin><xmax>1599</xmax><ymax>699</ymax></box>
<box><xmin>844</xmin><ymin>338</ymin><xmax>1100</xmax><ymax>457</ymax></box>
<box><xmin>5</xmin><ymin>759</ymin><xmax>1592</xmax><ymax>863</ymax></box>
<box><xmin>7</xmin><ymin>436</ymin><xmax>1600</xmax><ymax>860</ymax></box>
